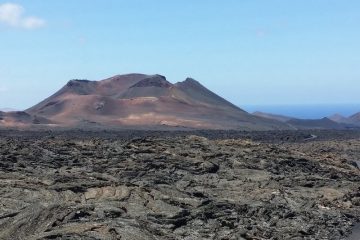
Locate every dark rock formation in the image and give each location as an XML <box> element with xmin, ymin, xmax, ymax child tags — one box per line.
<box><xmin>0</xmin><ymin>130</ymin><xmax>359</xmax><ymax>239</ymax></box>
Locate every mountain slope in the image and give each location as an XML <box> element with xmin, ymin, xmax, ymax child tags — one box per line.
<box><xmin>328</xmin><ymin>112</ymin><xmax>360</xmax><ymax>126</ymax></box>
<box><xmin>253</xmin><ymin>111</ymin><xmax>293</xmax><ymax>123</ymax></box>
<box><xmin>252</xmin><ymin>111</ymin><xmax>354</xmax><ymax>130</ymax></box>
<box><xmin>286</xmin><ymin>117</ymin><xmax>345</xmax><ymax>129</ymax></box>
<box><xmin>0</xmin><ymin>108</ymin><xmax>18</xmax><ymax>112</ymax></box>
<box><xmin>349</xmin><ymin>112</ymin><xmax>360</xmax><ymax>124</ymax></box>
<box><xmin>329</xmin><ymin>114</ymin><xmax>351</xmax><ymax>123</ymax></box>
<box><xmin>0</xmin><ymin>111</ymin><xmax>51</xmax><ymax>126</ymax></box>
<box><xmin>24</xmin><ymin>73</ymin><xmax>289</xmax><ymax>130</ymax></box>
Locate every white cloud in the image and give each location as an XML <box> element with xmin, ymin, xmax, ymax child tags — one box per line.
<box><xmin>22</xmin><ymin>16</ymin><xmax>45</xmax><ymax>29</ymax></box>
<box><xmin>0</xmin><ymin>3</ymin><xmax>45</xmax><ymax>29</ymax></box>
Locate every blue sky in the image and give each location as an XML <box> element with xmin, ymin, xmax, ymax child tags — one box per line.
<box><xmin>0</xmin><ymin>0</ymin><xmax>359</xmax><ymax>111</ymax></box>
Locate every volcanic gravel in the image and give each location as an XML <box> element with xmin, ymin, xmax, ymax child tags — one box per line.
<box><xmin>0</xmin><ymin>130</ymin><xmax>359</xmax><ymax>239</ymax></box>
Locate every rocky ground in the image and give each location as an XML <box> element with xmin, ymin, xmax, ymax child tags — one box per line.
<box><xmin>0</xmin><ymin>130</ymin><xmax>359</xmax><ymax>240</ymax></box>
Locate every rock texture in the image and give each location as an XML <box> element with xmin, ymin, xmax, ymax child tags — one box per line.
<box><xmin>0</xmin><ymin>131</ymin><xmax>359</xmax><ymax>240</ymax></box>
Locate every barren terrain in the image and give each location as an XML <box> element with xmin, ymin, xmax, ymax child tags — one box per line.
<box><xmin>1</xmin><ymin>74</ymin><xmax>292</xmax><ymax>130</ymax></box>
<box><xmin>0</xmin><ymin>130</ymin><xmax>359</xmax><ymax>239</ymax></box>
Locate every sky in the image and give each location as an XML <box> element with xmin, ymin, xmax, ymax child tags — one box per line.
<box><xmin>0</xmin><ymin>0</ymin><xmax>359</xmax><ymax>112</ymax></box>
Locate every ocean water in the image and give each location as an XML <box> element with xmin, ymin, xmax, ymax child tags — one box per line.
<box><xmin>241</xmin><ymin>104</ymin><xmax>360</xmax><ymax>120</ymax></box>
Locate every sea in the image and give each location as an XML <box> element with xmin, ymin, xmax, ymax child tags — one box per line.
<box><xmin>241</xmin><ymin>104</ymin><xmax>360</xmax><ymax>120</ymax></box>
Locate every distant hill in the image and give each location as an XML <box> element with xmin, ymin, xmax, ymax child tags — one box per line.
<box><xmin>1</xmin><ymin>73</ymin><xmax>288</xmax><ymax>130</ymax></box>
<box><xmin>253</xmin><ymin>111</ymin><xmax>293</xmax><ymax>123</ymax></box>
<box><xmin>329</xmin><ymin>112</ymin><xmax>360</xmax><ymax>126</ymax></box>
<box><xmin>286</xmin><ymin>117</ymin><xmax>346</xmax><ymax>130</ymax></box>
<box><xmin>0</xmin><ymin>108</ymin><xmax>18</xmax><ymax>112</ymax></box>
<box><xmin>253</xmin><ymin>111</ymin><xmax>355</xmax><ymax>130</ymax></box>
<box><xmin>0</xmin><ymin>111</ymin><xmax>51</xmax><ymax>126</ymax></box>
<box><xmin>349</xmin><ymin>112</ymin><xmax>360</xmax><ymax>123</ymax></box>
<box><xmin>329</xmin><ymin>113</ymin><xmax>351</xmax><ymax>123</ymax></box>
